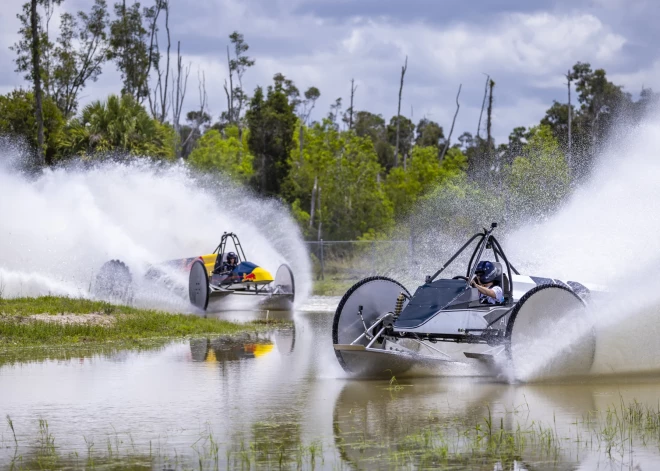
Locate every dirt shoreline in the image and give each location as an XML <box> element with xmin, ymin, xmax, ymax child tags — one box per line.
<box><xmin>19</xmin><ymin>313</ymin><xmax>117</xmax><ymax>326</ymax></box>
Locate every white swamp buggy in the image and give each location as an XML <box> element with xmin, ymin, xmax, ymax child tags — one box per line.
<box><xmin>332</xmin><ymin>223</ymin><xmax>598</xmax><ymax>380</ymax></box>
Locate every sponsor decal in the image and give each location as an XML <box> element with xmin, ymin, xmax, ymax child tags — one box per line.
<box><xmin>242</xmin><ymin>272</ymin><xmax>257</xmax><ymax>282</ymax></box>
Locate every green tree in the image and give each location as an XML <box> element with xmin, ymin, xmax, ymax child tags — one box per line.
<box><xmin>506</xmin><ymin>125</ymin><xmax>570</xmax><ymax>222</ymax></box>
<box><xmin>287</xmin><ymin>121</ymin><xmax>393</xmax><ymax>240</ymax></box>
<box><xmin>63</xmin><ymin>94</ymin><xmax>175</xmax><ymax>158</ymax></box>
<box><xmin>415</xmin><ymin>118</ymin><xmax>444</xmax><ymax>147</ymax></box>
<box><xmin>188</xmin><ymin>126</ymin><xmax>254</xmax><ymax>182</ymax></box>
<box><xmin>245</xmin><ymin>76</ymin><xmax>297</xmax><ymax>196</ymax></box>
<box><xmin>413</xmin><ymin>174</ymin><xmax>504</xmax><ymax>242</ymax></box>
<box><xmin>222</xmin><ymin>31</ymin><xmax>255</xmax><ymax>134</ymax></box>
<box><xmin>179</xmin><ymin>110</ymin><xmax>211</xmax><ymax>158</ymax></box>
<box><xmin>10</xmin><ymin>0</ymin><xmax>62</xmax><ymax>165</ymax></box>
<box><xmin>108</xmin><ymin>1</ymin><xmax>151</xmax><ymax>102</ymax></box>
<box><xmin>354</xmin><ymin>111</ymin><xmax>393</xmax><ymax>170</ymax></box>
<box><xmin>385</xmin><ymin>146</ymin><xmax>467</xmax><ymax>217</ymax></box>
<box><xmin>387</xmin><ymin>115</ymin><xmax>415</xmax><ymax>167</ymax></box>
<box><xmin>0</xmin><ymin>89</ymin><xmax>65</xmax><ymax>164</ymax></box>
<box><xmin>11</xmin><ymin>0</ymin><xmax>110</xmax><ymax>119</ymax></box>
<box><xmin>51</xmin><ymin>0</ymin><xmax>110</xmax><ymax>117</ymax></box>
<box><xmin>568</xmin><ymin>62</ymin><xmax>632</xmax><ymax>172</ymax></box>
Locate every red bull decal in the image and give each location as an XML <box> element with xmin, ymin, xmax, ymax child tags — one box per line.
<box><xmin>242</xmin><ymin>272</ymin><xmax>256</xmax><ymax>282</ymax></box>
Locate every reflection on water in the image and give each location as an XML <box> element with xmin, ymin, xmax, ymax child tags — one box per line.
<box><xmin>2</xmin><ymin>306</ymin><xmax>660</xmax><ymax>469</ymax></box>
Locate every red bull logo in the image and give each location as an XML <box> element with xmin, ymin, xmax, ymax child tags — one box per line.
<box><xmin>242</xmin><ymin>272</ymin><xmax>257</xmax><ymax>282</ymax></box>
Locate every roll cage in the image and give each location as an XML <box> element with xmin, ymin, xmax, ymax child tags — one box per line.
<box><xmin>425</xmin><ymin>223</ymin><xmax>520</xmax><ymax>302</ymax></box>
<box><xmin>213</xmin><ymin>232</ymin><xmax>247</xmax><ymax>264</ymax></box>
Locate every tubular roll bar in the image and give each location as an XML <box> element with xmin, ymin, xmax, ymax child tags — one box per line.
<box><xmin>213</xmin><ymin>232</ymin><xmax>247</xmax><ymax>262</ymax></box>
<box><xmin>427</xmin><ymin>223</ymin><xmax>515</xmax><ymax>296</ymax></box>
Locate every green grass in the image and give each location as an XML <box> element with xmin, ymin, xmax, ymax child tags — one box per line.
<box><xmin>311</xmin><ymin>278</ymin><xmax>355</xmax><ymax>296</ymax></box>
<box><xmin>0</xmin><ymin>296</ymin><xmax>281</xmax><ymax>348</ymax></box>
<box><xmin>8</xmin><ymin>396</ymin><xmax>660</xmax><ymax>470</ymax></box>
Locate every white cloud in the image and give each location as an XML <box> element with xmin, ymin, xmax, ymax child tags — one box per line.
<box><xmin>0</xmin><ymin>0</ymin><xmax>640</xmax><ymax>143</ymax></box>
<box><xmin>610</xmin><ymin>60</ymin><xmax>660</xmax><ymax>93</ymax></box>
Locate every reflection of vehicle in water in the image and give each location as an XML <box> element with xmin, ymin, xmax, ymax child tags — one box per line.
<box><xmin>333</xmin><ymin>223</ymin><xmax>599</xmax><ymax>380</ymax></box>
<box><xmin>332</xmin><ymin>379</ymin><xmax>596</xmax><ymax>470</ymax></box>
<box><xmin>189</xmin><ymin>326</ymin><xmax>295</xmax><ymax>363</ymax></box>
<box><xmin>94</xmin><ymin>232</ymin><xmax>295</xmax><ymax>311</ymax></box>
<box><xmin>190</xmin><ymin>337</ymin><xmax>275</xmax><ymax>363</ymax></box>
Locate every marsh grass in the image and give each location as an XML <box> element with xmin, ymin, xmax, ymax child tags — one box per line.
<box><xmin>0</xmin><ymin>296</ymin><xmax>284</xmax><ymax>349</ymax></box>
<box><xmin>7</xmin><ymin>398</ymin><xmax>660</xmax><ymax>471</ymax></box>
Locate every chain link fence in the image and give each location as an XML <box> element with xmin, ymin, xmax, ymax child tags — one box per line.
<box><xmin>304</xmin><ymin>240</ymin><xmax>413</xmax><ymax>281</ymax></box>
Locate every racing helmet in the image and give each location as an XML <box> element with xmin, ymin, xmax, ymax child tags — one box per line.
<box><xmin>475</xmin><ymin>260</ymin><xmax>501</xmax><ymax>284</ymax></box>
<box><xmin>227</xmin><ymin>252</ymin><xmax>238</xmax><ymax>265</ymax></box>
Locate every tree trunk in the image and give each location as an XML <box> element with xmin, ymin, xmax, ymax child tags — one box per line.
<box><xmin>316</xmin><ymin>186</ymin><xmax>322</xmax><ymax>241</ymax></box>
<box><xmin>394</xmin><ymin>56</ymin><xmax>407</xmax><ymax>167</ymax></box>
<box><xmin>566</xmin><ymin>69</ymin><xmax>572</xmax><ymax>174</ymax></box>
<box><xmin>225</xmin><ymin>46</ymin><xmax>234</xmax><ymax>127</ymax></box>
<box><xmin>477</xmin><ymin>74</ymin><xmax>489</xmax><ymax>140</ymax></box>
<box><xmin>348</xmin><ymin>78</ymin><xmax>356</xmax><ymax>131</ymax></box>
<box><xmin>439</xmin><ymin>84</ymin><xmax>462</xmax><ymax>163</ymax></box>
<box><xmin>309</xmin><ymin>175</ymin><xmax>317</xmax><ymax>228</ymax></box>
<box><xmin>486</xmin><ymin>79</ymin><xmax>495</xmax><ymax>150</ymax></box>
<box><xmin>31</xmin><ymin>0</ymin><xmax>45</xmax><ymax>167</ymax></box>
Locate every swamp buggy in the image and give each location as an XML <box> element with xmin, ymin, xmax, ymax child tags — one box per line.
<box><xmin>332</xmin><ymin>223</ymin><xmax>598</xmax><ymax>380</ymax></box>
<box><xmin>94</xmin><ymin>232</ymin><xmax>295</xmax><ymax>311</ymax></box>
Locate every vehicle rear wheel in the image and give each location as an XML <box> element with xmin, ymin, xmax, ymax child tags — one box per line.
<box><xmin>273</xmin><ymin>264</ymin><xmax>295</xmax><ymax>301</ymax></box>
<box><xmin>506</xmin><ymin>283</ymin><xmax>595</xmax><ymax>381</ymax></box>
<box><xmin>332</xmin><ymin>276</ymin><xmax>415</xmax><ymax>377</ymax></box>
<box><xmin>94</xmin><ymin>259</ymin><xmax>133</xmax><ymax>304</ymax></box>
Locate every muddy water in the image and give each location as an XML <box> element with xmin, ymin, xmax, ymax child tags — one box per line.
<box><xmin>2</xmin><ymin>299</ymin><xmax>660</xmax><ymax>470</ymax></box>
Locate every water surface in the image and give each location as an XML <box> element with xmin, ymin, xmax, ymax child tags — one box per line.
<box><xmin>2</xmin><ymin>298</ymin><xmax>660</xmax><ymax>470</ymax></box>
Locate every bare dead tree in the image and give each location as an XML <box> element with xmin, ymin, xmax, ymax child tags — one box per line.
<box><xmin>486</xmin><ymin>78</ymin><xmax>495</xmax><ymax>150</ymax></box>
<box><xmin>171</xmin><ymin>41</ymin><xmax>190</xmax><ymax>158</ymax></box>
<box><xmin>566</xmin><ymin>69</ymin><xmax>572</xmax><ymax>174</ymax></box>
<box><xmin>179</xmin><ymin>69</ymin><xmax>208</xmax><ymax>156</ymax></box>
<box><xmin>147</xmin><ymin>0</ymin><xmax>170</xmax><ymax>123</ymax></box>
<box><xmin>394</xmin><ymin>56</ymin><xmax>408</xmax><ymax>167</ymax></box>
<box><xmin>298</xmin><ymin>86</ymin><xmax>320</xmax><ymax>158</ymax></box>
<box><xmin>224</xmin><ymin>45</ymin><xmax>234</xmax><ymax>126</ymax></box>
<box><xmin>439</xmin><ymin>84</ymin><xmax>462</xmax><ymax>163</ymax></box>
<box><xmin>348</xmin><ymin>78</ymin><xmax>357</xmax><ymax>130</ymax></box>
<box><xmin>404</xmin><ymin>104</ymin><xmax>413</xmax><ymax>170</ymax></box>
<box><xmin>30</xmin><ymin>0</ymin><xmax>45</xmax><ymax>166</ymax></box>
<box><xmin>476</xmin><ymin>74</ymin><xmax>489</xmax><ymax>140</ymax></box>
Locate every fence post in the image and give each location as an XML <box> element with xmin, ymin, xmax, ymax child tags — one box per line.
<box><xmin>320</xmin><ymin>239</ymin><xmax>325</xmax><ymax>281</ymax></box>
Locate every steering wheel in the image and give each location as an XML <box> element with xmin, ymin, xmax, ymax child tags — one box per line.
<box><xmin>452</xmin><ymin>275</ymin><xmax>470</xmax><ymax>282</ymax></box>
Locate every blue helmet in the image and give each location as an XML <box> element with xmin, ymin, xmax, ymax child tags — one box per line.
<box><xmin>475</xmin><ymin>260</ymin><xmax>501</xmax><ymax>284</ymax></box>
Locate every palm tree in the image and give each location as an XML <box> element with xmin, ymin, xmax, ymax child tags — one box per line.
<box><xmin>64</xmin><ymin>94</ymin><xmax>175</xmax><ymax>159</ymax></box>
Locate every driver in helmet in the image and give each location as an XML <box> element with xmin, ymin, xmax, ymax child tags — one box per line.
<box><xmin>222</xmin><ymin>252</ymin><xmax>239</xmax><ymax>273</ymax></box>
<box><xmin>471</xmin><ymin>260</ymin><xmax>505</xmax><ymax>304</ymax></box>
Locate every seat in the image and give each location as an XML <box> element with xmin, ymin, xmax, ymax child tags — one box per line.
<box><xmin>212</xmin><ymin>253</ymin><xmax>229</xmax><ymax>274</ymax></box>
<box><xmin>492</xmin><ymin>262</ymin><xmax>510</xmax><ymax>303</ymax></box>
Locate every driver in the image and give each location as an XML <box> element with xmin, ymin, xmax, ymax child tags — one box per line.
<box><xmin>471</xmin><ymin>260</ymin><xmax>504</xmax><ymax>304</ymax></box>
<box><xmin>223</xmin><ymin>252</ymin><xmax>239</xmax><ymax>272</ymax></box>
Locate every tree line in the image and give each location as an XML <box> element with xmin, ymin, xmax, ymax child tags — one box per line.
<box><xmin>3</xmin><ymin>0</ymin><xmax>659</xmax><ymax>241</ymax></box>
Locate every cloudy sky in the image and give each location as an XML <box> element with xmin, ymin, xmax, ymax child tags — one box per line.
<box><xmin>1</xmin><ymin>0</ymin><xmax>659</xmax><ymax>142</ymax></box>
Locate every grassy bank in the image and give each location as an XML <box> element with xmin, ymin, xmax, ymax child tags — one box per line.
<box><xmin>0</xmin><ymin>296</ymin><xmax>277</xmax><ymax>348</ymax></box>
<box><xmin>311</xmin><ymin>278</ymin><xmax>355</xmax><ymax>296</ymax></box>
